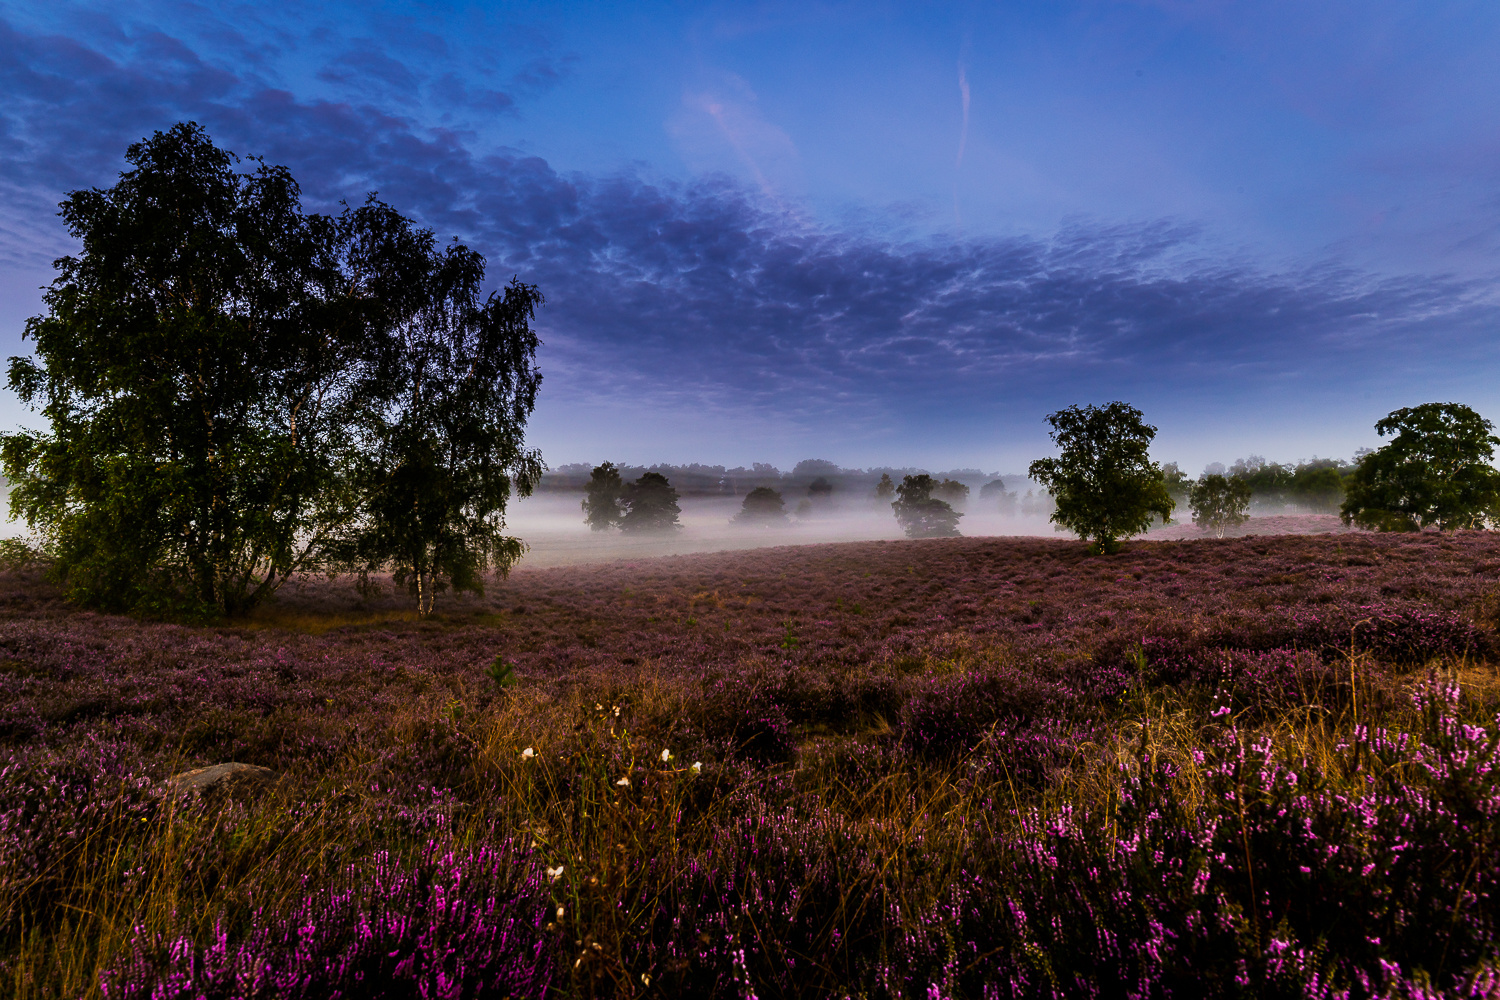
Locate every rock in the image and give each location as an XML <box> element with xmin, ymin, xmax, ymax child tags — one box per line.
<box><xmin>165</xmin><ymin>762</ymin><xmax>277</xmax><ymax>800</ymax></box>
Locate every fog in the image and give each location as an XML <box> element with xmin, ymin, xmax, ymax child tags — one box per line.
<box><xmin>503</xmin><ymin>492</ymin><xmax>1067</xmax><ymax>569</ymax></box>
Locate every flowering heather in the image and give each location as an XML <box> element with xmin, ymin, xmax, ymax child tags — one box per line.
<box><xmin>1</xmin><ymin>531</ymin><xmax>1498</xmax><ymax>996</ymax></box>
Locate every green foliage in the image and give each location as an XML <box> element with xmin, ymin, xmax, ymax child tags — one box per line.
<box><xmin>733</xmin><ymin>486</ymin><xmax>788</xmax><ymax>525</ymax></box>
<box><xmin>0</xmin><ymin>123</ymin><xmax>544</xmax><ymax>620</ymax></box>
<box><xmin>581</xmin><ymin>462</ymin><xmax>625</xmax><ymax>531</ymax></box>
<box><xmin>1160</xmin><ymin>462</ymin><xmax>1191</xmax><ymax>503</ymax></box>
<box><xmin>333</xmin><ymin>203</ymin><xmax>543</xmax><ymax>617</ymax></box>
<box><xmin>485</xmin><ymin>657</ymin><xmax>519</xmax><ymax>689</ymax></box>
<box><xmin>779</xmin><ymin>621</ymin><xmax>800</xmax><ymax>650</ymax></box>
<box><xmin>891</xmin><ymin>474</ymin><xmax>963</xmax><ymax>538</ymax></box>
<box><xmin>1340</xmin><ymin>402</ymin><xmax>1500</xmax><ymax>531</ymax></box>
<box><xmin>1027</xmin><ymin>401</ymin><xmax>1175</xmax><ymax>553</ymax></box>
<box><xmin>619</xmin><ymin>472</ymin><xmax>681</xmax><ymax>533</ymax></box>
<box><xmin>1288</xmin><ymin>461</ymin><xmax>1346</xmax><ymax>512</ymax></box>
<box><xmin>0</xmin><ymin>537</ymin><xmax>50</xmax><ymax>572</ymax></box>
<box><xmin>1188</xmin><ymin>473</ymin><xmax>1253</xmax><ymax>537</ymax></box>
<box><xmin>0</xmin><ymin>123</ymin><xmax>370</xmax><ymax>617</ymax></box>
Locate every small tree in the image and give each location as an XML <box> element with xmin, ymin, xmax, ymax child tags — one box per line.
<box><xmin>1188</xmin><ymin>474</ymin><xmax>1252</xmax><ymax>537</ymax></box>
<box><xmin>582</xmin><ymin>461</ymin><xmax>625</xmax><ymax>531</ymax></box>
<box><xmin>620</xmin><ymin>472</ymin><xmax>681</xmax><ymax>532</ymax></box>
<box><xmin>874</xmin><ymin>473</ymin><xmax>895</xmax><ymax>501</ymax></box>
<box><xmin>1027</xmin><ymin>402</ymin><xmax>1174</xmax><ymax>553</ymax></box>
<box><xmin>733</xmin><ymin>486</ymin><xmax>787</xmax><ymax>525</ymax></box>
<box><xmin>1341</xmin><ymin>402</ymin><xmax>1500</xmax><ymax>531</ymax></box>
<box><xmin>892</xmin><ymin>474</ymin><xmax>963</xmax><ymax>538</ymax></box>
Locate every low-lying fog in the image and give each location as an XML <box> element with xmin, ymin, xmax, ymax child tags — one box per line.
<box><xmin>505</xmin><ymin>492</ymin><xmax>1066</xmax><ymax>568</ymax></box>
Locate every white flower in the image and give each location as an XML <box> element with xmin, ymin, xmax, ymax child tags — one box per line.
<box><xmin>690</xmin><ymin>761</ymin><xmax>702</xmax><ymax>774</ymax></box>
<box><xmin>545</xmin><ymin>865</ymin><xmax>565</xmax><ymax>882</ymax></box>
<box><xmin>556</xmin><ymin>905</ymin><xmax>565</xmax><ymax>919</ymax></box>
<box><xmin>521</xmin><ymin>747</ymin><xmax>535</xmax><ymax>760</ymax></box>
<box><xmin>615</xmin><ymin>776</ymin><xmax>631</xmax><ymax>787</ymax></box>
<box><xmin>660</xmin><ymin>748</ymin><xmax>673</xmax><ymax>763</ymax></box>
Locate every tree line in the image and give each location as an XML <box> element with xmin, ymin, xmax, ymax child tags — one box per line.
<box><xmin>2</xmin><ymin>123</ymin><xmax>543</xmax><ymax>618</ymax></box>
<box><xmin>578</xmin><ymin>400</ymin><xmax>1500</xmax><ymax>552</ymax></box>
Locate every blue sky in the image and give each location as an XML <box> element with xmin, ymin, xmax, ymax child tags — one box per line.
<box><xmin>2</xmin><ymin>1</ymin><xmax>1498</xmax><ymax>473</ymax></box>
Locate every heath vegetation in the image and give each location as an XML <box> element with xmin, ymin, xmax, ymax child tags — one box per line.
<box><xmin>2</xmin><ymin>531</ymin><xmax>1499</xmax><ymax>997</ymax></box>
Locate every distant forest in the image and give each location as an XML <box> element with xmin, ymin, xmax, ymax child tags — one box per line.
<box><xmin>539</xmin><ymin>460</ymin><xmax>1008</xmax><ymax>498</ymax></box>
<box><xmin>541</xmin><ymin>454</ymin><xmax>1364</xmax><ymax>515</ymax></box>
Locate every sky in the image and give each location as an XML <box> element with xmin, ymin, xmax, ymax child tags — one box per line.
<box><xmin>2</xmin><ymin>0</ymin><xmax>1498</xmax><ymax>474</ymax></box>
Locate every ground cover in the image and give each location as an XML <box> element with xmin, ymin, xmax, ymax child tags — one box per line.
<box><xmin>2</xmin><ymin>531</ymin><xmax>1499</xmax><ymax>997</ymax></box>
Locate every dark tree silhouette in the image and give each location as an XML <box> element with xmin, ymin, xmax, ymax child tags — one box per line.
<box><xmin>891</xmin><ymin>474</ymin><xmax>963</xmax><ymax>538</ymax></box>
<box><xmin>934</xmin><ymin>478</ymin><xmax>970</xmax><ymax>509</ymax></box>
<box><xmin>582</xmin><ymin>461</ymin><xmax>625</xmax><ymax>531</ymax></box>
<box><xmin>620</xmin><ymin>472</ymin><xmax>682</xmax><ymax>532</ymax></box>
<box><xmin>733</xmin><ymin>486</ymin><xmax>788</xmax><ymax>525</ymax></box>
<box><xmin>874</xmin><ymin>473</ymin><xmax>895</xmax><ymax>501</ymax></box>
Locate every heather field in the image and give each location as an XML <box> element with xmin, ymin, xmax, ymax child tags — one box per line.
<box><xmin>3</xmin><ymin>531</ymin><xmax>1500</xmax><ymax>998</ymax></box>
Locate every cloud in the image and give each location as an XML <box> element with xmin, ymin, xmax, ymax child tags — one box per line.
<box><xmin>668</xmin><ymin>75</ymin><xmax>803</xmax><ymax>206</ymax></box>
<box><xmin>1</xmin><ymin>13</ymin><xmax>1496</xmax><ymax>447</ymax></box>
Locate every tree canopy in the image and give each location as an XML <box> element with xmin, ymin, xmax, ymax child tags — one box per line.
<box><xmin>341</xmin><ymin>206</ymin><xmax>543</xmax><ymax>616</ymax></box>
<box><xmin>934</xmin><ymin>478</ymin><xmax>970</xmax><ymax>509</ymax></box>
<box><xmin>1027</xmin><ymin>402</ymin><xmax>1174</xmax><ymax>553</ymax></box>
<box><xmin>1</xmin><ymin>123</ymin><xmax>543</xmax><ymax>617</ymax></box>
<box><xmin>1340</xmin><ymin>402</ymin><xmax>1500</xmax><ymax>531</ymax></box>
<box><xmin>620</xmin><ymin>472</ymin><xmax>682</xmax><ymax>532</ymax></box>
<box><xmin>733</xmin><ymin>486</ymin><xmax>788</xmax><ymax>525</ymax></box>
<box><xmin>1188</xmin><ymin>473</ymin><xmax>1252</xmax><ymax>538</ymax></box>
<box><xmin>891</xmin><ymin>474</ymin><xmax>963</xmax><ymax>538</ymax></box>
<box><xmin>582</xmin><ymin>461</ymin><xmax>626</xmax><ymax>531</ymax></box>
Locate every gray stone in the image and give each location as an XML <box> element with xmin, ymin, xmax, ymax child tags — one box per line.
<box><xmin>165</xmin><ymin>762</ymin><xmax>276</xmax><ymax>799</ymax></box>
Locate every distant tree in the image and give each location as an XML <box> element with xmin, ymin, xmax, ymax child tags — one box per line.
<box><xmin>980</xmin><ymin>478</ymin><xmax>1017</xmax><ymax>515</ymax></box>
<box><xmin>806</xmin><ymin>476</ymin><xmax>833</xmax><ymax>513</ymax></box>
<box><xmin>979</xmin><ymin>478</ymin><xmax>1007</xmax><ymax>499</ymax></box>
<box><xmin>1229</xmin><ymin>456</ymin><xmax>1292</xmax><ymax>504</ymax></box>
<box><xmin>934</xmin><ymin>478</ymin><xmax>970</xmax><ymax>509</ymax></box>
<box><xmin>793</xmin><ymin>459</ymin><xmax>840</xmax><ymax>479</ymax></box>
<box><xmin>1340</xmin><ymin>402</ymin><xmax>1500</xmax><ymax>531</ymax></box>
<box><xmin>620</xmin><ymin>472</ymin><xmax>682</xmax><ymax>532</ymax></box>
<box><xmin>874</xmin><ymin>473</ymin><xmax>895</xmax><ymax>501</ymax></box>
<box><xmin>1160</xmin><ymin>462</ymin><xmax>1191</xmax><ymax>501</ymax></box>
<box><xmin>733</xmin><ymin>486</ymin><xmax>787</xmax><ymax>525</ymax></box>
<box><xmin>892</xmin><ymin>474</ymin><xmax>963</xmax><ymax>538</ymax></box>
<box><xmin>1288</xmin><ymin>460</ymin><xmax>1347</xmax><ymax>513</ymax></box>
<box><xmin>1188</xmin><ymin>474</ymin><xmax>1252</xmax><ymax>538</ymax></box>
<box><xmin>795</xmin><ymin>498</ymin><xmax>814</xmax><ymax>519</ymax></box>
<box><xmin>1027</xmin><ymin>402</ymin><xmax>1174</xmax><ymax>554</ymax></box>
<box><xmin>582</xmin><ymin>461</ymin><xmax>625</xmax><ymax>531</ymax></box>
